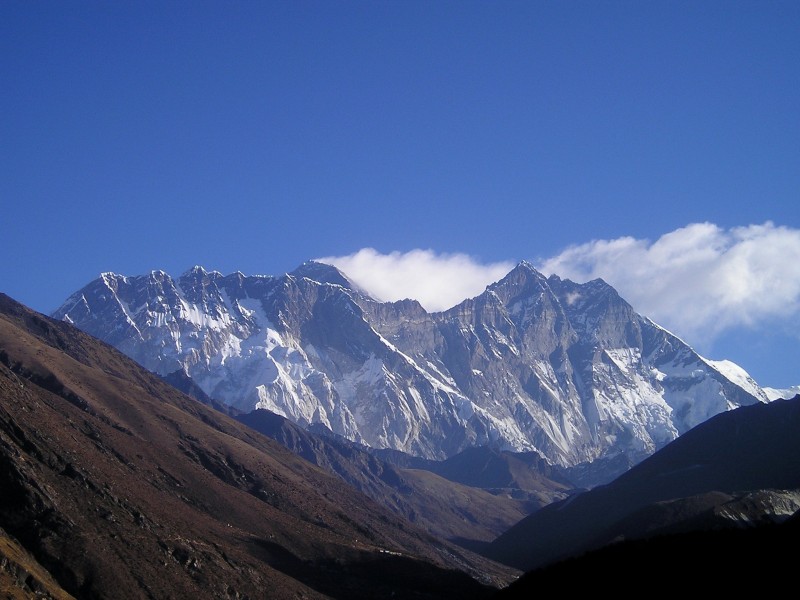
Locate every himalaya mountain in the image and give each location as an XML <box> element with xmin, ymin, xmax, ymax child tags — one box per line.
<box><xmin>53</xmin><ymin>261</ymin><xmax>768</xmax><ymax>467</ymax></box>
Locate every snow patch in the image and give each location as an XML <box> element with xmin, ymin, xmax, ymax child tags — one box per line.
<box><xmin>763</xmin><ymin>385</ymin><xmax>800</xmax><ymax>401</ymax></box>
<box><xmin>703</xmin><ymin>358</ymin><xmax>767</xmax><ymax>402</ymax></box>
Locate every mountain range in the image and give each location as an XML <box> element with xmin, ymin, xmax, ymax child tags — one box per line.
<box><xmin>53</xmin><ymin>261</ymin><xmax>769</xmax><ymax>474</ymax></box>
<box><xmin>2</xmin><ymin>263</ymin><xmax>799</xmax><ymax>597</ymax></box>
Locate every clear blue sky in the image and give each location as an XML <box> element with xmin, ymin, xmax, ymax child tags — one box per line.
<box><xmin>1</xmin><ymin>1</ymin><xmax>798</xmax><ymax>386</ymax></box>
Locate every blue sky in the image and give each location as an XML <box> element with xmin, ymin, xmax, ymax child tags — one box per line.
<box><xmin>1</xmin><ymin>1</ymin><xmax>798</xmax><ymax>387</ymax></box>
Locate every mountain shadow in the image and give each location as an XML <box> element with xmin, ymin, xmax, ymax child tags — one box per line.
<box><xmin>494</xmin><ymin>511</ymin><xmax>800</xmax><ymax>597</ymax></box>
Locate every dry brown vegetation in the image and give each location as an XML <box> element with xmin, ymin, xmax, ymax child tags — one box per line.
<box><xmin>0</xmin><ymin>294</ymin><xmax>516</xmax><ymax>599</ymax></box>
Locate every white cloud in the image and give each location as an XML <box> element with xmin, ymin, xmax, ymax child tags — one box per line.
<box><xmin>537</xmin><ymin>222</ymin><xmax>800</xmax><ymax>342</ymax></box>
<box><xmin>316</xmin><ymin>248</ymin><xmax>515</xmax><ymax>312</ymax></box>
<box><xmin>316</xmin><ymin>223</ymin><xmax>800</xmax><ymax>350</ymax></box>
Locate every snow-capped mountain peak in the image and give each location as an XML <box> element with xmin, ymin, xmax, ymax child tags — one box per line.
<box><xmin>290</xmin><ymin>261</ymin><xmax>354</xmax><ymax>288</ymax></box>
<box><xmin>53</xmin><ymin>262</ymin><xmax>767</xmax><ymax>466</ymax></box>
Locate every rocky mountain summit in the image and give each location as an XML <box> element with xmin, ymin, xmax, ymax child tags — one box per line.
<box><xmin>53</xmin><ymin>261</ymin><xmax>768</xmax><ymax>467</ymax></box>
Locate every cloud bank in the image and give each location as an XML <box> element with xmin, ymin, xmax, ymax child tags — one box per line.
<box><xmin>316</xmin><ymin>249</ymin><xmax>515</xmax><ymax>312</ymax></box>
<box><xmin>318</xmin><ymin>223</ymin><xmax>800</xmax><ymax>347</ymax></box>
<box><xmin>538</xmin><ymin>222</ymin><xmax>800</xmax><ymax>342</ymax></box>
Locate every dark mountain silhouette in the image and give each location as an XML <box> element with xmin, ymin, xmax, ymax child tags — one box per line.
<box><xmin>235</xmin><ymin>409</ymin><xmax>566</xmax><ymax>547</ymax></box>
<box><xmin>486</xmin><ymin>394</ymin><xmax>800</xmax><ymax>572</ymax></box>
<box><xmin>0</xmin><ymin>293</ymin><xmax>516</xmax><ymax>599</ymax></box>
<box><xmin>494</xmin><ymin>510</ymin><xmax>800</xmax><ymax>597</ymax></box>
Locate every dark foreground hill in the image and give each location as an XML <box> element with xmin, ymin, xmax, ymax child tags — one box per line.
<box><xmin>0</xmin><ymin>293</ymin><xmax>515</xmax><ymax>599</ymax></box>
<box><xmin>486</xmin><ymin>393</ymin><xmax>800</xmax><ymax>573</ymax></box>
<box><xmin>495</xmin><ymin>511</ymin><xmax>800</xmax><ymax>597</ymax></box>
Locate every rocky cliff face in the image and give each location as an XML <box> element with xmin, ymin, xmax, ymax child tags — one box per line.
<box><xmin>53</xmin><ymin>261</ymin><xmax>768</xmax><ymax>466</ymax></box>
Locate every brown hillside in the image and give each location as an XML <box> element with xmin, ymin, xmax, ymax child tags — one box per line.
<box><xmin>0</xmin><ymin>293</ymin><xmax>515</xmax><ymax>599</ymax></box>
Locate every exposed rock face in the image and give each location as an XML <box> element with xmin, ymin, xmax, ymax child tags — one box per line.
<box><xmin>53</xmin><ymin>261</ymin><xmax>767</xmax><ymax>466</ymax></box>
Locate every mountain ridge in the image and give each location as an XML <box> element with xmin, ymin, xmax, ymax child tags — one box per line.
<box><xmin>52</xmin><ymin>261</ymin><xmax>768</xmax><ymax>470</ymax></box>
